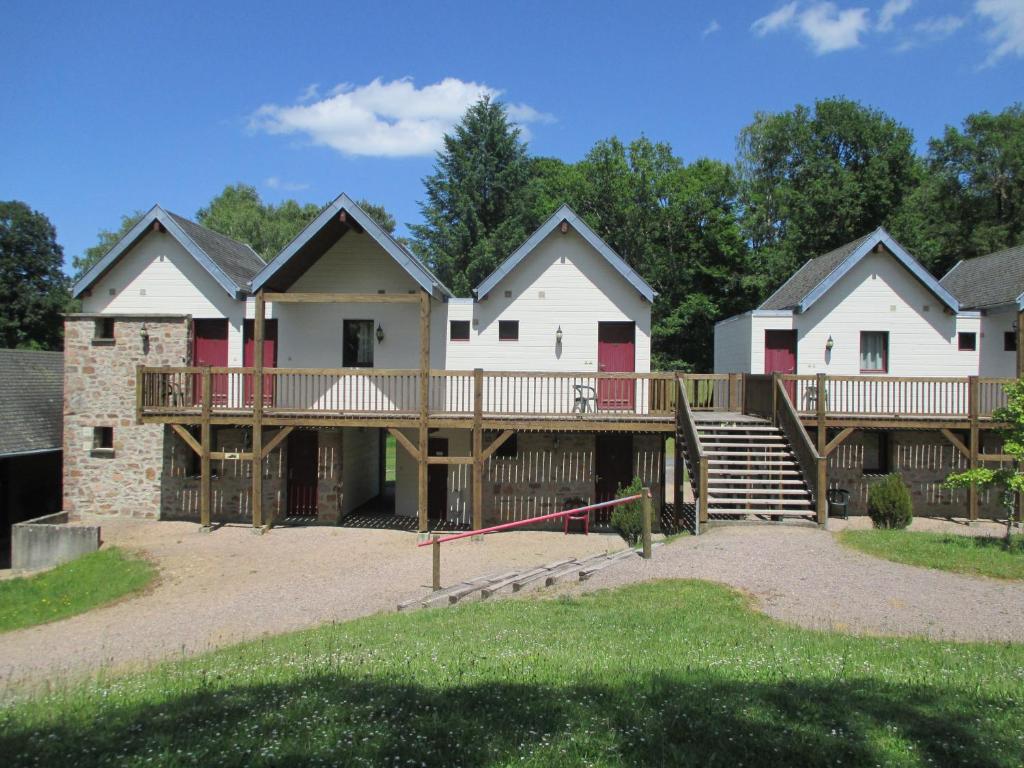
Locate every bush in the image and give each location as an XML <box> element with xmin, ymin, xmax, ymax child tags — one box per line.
<box><xmin>867</xmin><ymin>473</ymin><xmax>913</xmax><ymax>530</ymax></box>
<box><xmin>609</xmin><ymin>477</ymin><xmax>646</xmax><ymax>544</ymax></box>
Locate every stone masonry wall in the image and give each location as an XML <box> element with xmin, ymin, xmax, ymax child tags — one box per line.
<box><xmin>64</xmin><ymin>315</ymin><xmax>189</xmax><ymax>518</ymax></box>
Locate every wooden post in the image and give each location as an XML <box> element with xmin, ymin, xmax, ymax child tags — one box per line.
<box><xmin>673</xmin><ymin>433</ymin><xmax>683</xmax><ymax>527</ymax></box>
<box><xmin>252</xmin><ymin>292</ymin><xmax>265</xmax><ymax>529</ymax></box>
<box><xmin>771</xmin><ymin>372</ymin><xmax>780</xmax><ymax>424</ymax></box>
<box><xmin>698</xmin><ymin>456</ymin><xmax>709</xmax><ymax>526</ymax></box>
<box><xmin>200</xmin><ymin>367</ymin><xmax>212</xmax><ymax>529</ymax></box>
<box><xmin>816</xmin><ymin>457</ymin><xmax>828</xmax><ymax>527</ymax></box>
<box><xmin>968</xmin><ymin>374</ymin><xmax>980</xmax><ymax>522</ymax></box>
<box><xmin>135</xmin><ymin>364</ymin><xmax>144</xmax><ymax>424</ymax></box>
<box><xmin>816</xmin><ymin>372</ymin><xmax>827</xmax><ymax>455</ymax></box>
<box><xmin>431</xmin><ymin>535</ymin><xmax>441</xmax><ymax>591</ymax></box>
<box><xmin>729</xmin><ymin>373</ymin><xmax>742</xmax><ymax>412</ymax></box>
<box><xmin>1017</xmin><ymin>310</ymin><xmax>1024</xmax><ymax>379</ymax></box>
<box><xmin>641</xmin><ymin>488</ymin><xmax>652</xmax><ymax>559</ymax></box>
<box><xmin>417</xmin><ymin>291</ymin><xmax>431</xmax><ymax>533</ymax></box>
<box><xmin>472</xmin><ymin>368</ymin><xmax>483</xmax><ymax>530</ymax></box>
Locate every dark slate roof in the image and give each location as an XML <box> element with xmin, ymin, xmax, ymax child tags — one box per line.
<box><xmin>759</xmin><ymin>235</ymin><xmax>872</xmax><ymax>310</ymax></box>
<box><xmin>166</xmin><ymin>212</ymin><xmax>266</xmax><ymax>289</ymax></box>
<box><xmin>939</xmin><ymin>243</ymin><xmax>1024</xmax><ymax>310</ymax></box>
<box><xmin>0</xmin><ymin>349</ymin><xmax>63</xmax><ymax>457</ymax></box>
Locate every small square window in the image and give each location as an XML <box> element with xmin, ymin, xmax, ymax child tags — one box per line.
<box><xmin>958</xmin><ymin>332</ymin><xmax>977</xmax><ymax>351</ymax></box>
<box><xmin>450</xmin><ymin>320</ymin><xmax>470</xmax><ymax>342</ymax></box>
<box><xmin>498</xmin><ymin>320</ymin><xmax>519</xmax><ymax>341</ymax></box>
<box><xmin>1005</xmin><ymin>332</ymin><xmax>1017</xmax><ymax>352</ymax></box>
<box><xmin>342</xmin><ymin>320</ymin><xmax>374</xmax><ymax>367</ymax></box>
<box><xmin>93</xmin><ymin>317</ymin><xmax>115</xmax><ymax>345</ymax></box>
<box><xmin>92</xmin><ymin>427</ymin><xmax>114</xmax><ymax>457</ymax></box>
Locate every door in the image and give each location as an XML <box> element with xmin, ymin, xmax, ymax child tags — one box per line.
<box><xmin>764</xmin><ymin>329</ymin><xmax>798</xmax><ymax>402</ymax></box>
<box><xmin>597</xmin><ymin>322</ymin><xmax>636</xmax><ymax>410</ymax></box>
<box><xmin>192</xmin><ymin>319</ymin><xmax>229</xmax><ymax>406</ymax></box>
<box><xmin>427</xmin><ymin>438</ymin><xmax>448</xmax><ymax>521</ymax></box>
<box><xmin>286</xmin><ymin>430</ymin><xmax>318</xmax><ymax>519</ymax></box>
<box><xmin>243</xmin><ymin>319</ymin><xmax>278</xmax><ymax>406</ymax></box>
<box><xmin>595</xmin><ymin>434</ymin><xmax>633</xmax><ymax>524</ymax></box>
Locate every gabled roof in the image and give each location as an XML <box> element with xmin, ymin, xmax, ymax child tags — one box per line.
<box><xmin>759</xmin><ymin>228</ymin><xmax>960</xmax><ymax>314</ymax></box>
<box><xmin>474</xmin><ymin>204</ymin><xmax>657</xmax><ymax>303</ymax></box>
<box><xmin>251</xmin><ymin>194</ymin><xmax>452</xmax><ymax>298</ymax></box>
<box><xmin>940</xmin><ymin>242</ymin><xmax>1024</xmax><ymax>310</ymax></box>
<box><xmin>0</xmin><ymin>349</ymin><xmax>62</xmax><ymax>457</ymax></box>
<box><xmin>73</xmin><ymin>206</ymin><xmax>264</xmax><ymax>300</ymax></box>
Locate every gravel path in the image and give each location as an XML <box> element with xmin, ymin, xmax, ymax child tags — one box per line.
<box><xmin>0</xmin><ymin>517</ymin><xmax>620</xmax><ymax>694</ymax></box>
<box><xmin>560</xmin><ymin>518</ymin><xmax>1024</xmax><ymax>642</ymax></box>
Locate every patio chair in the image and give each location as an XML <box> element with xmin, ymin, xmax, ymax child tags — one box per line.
<box><xmin>572</xmin><ymin>384</ymin><xmax>596</xmax><ymax>415</ymax></box>
<box><xmin>562</xmin><ymin>496</ymin><xmax>589</xmax><ymax>535</ymax></box>
<box><xmin>827</xmin><ymin>488</ymin><xmax>851</xmax><ymax>520</ymax></box>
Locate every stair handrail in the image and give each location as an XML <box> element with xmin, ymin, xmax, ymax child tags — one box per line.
<box><xmin>774</xmin><ymin>376</ymin><xmax>827</xmax><ymax>526</ymax></box>
<box><xmin>677</xmin><ymin>377</ymin><xmax>709</xmax><ymax>528</ymax></box>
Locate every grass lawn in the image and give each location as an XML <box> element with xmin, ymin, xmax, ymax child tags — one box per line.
<box><xmin>839</xmin><ymin>529</ymin><xmax>1024</xmax><ymax>580</ymax></box>
<box><xmin>0</xmin><ymin>547</ymin><xmax>156</xmax><ymax>633</ymax></box>
<box><xmin>385</xmin><ymin>432</ymin><xmax>396</xmax><ymax>482</ymax></box>
<box><xmin>3</xmin><ymin>580</ymin><xmax>1022</xmax><ymax>767</ymax></box>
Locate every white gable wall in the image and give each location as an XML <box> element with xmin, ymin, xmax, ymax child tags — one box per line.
<box><xmin>80</xmin><ymin>231</ymin><xmax>245</xmax><ymax>364</ymax></box>
<box><xmin>979</xmin><ymin>306</ymin><xmax>1017</xmax><ymax>378</ymax></box>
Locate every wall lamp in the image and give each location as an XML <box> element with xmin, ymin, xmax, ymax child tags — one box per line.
<box><xmin>556</xmin><ymin>326</ymin><xmax>563</xmax><ymax>344</ymax></box>
<box><xmin>825</xmin><ymin>336</ymin><xmax>834</xmax><ymax>352</ymax></box>
<box><xmin>376</xmin><ymin>323</ymin><xmax>385</xmax><ymax>343</ymax></box>
<box><xmin>139</xmin><ymin>322</ymin><xmax>150</xmax><ymax>344</ymax></box>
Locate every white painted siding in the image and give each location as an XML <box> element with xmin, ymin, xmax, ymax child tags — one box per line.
<box><xmin>713</xmin><ymin>314</ymin><xmax>753</xmax><ymax>373</ymax></box>
<box><xmin>340</xmin><ymin>427</ymin><xmax>380</xmax><ymax>515</ymax></box>
<box><xmin>979</xmin><ymin>307</ymin><xmax>1016</xmax><ymax>378</ymax></box>
<box><xmin>80</xmin><ymin>231</ymin><xmax>246</xmax><ymax>365</ymax></box>
<box><xmin>442</xmin><ymin>228</ymin><xmax>652</xmax><ymax>373</ymax></box>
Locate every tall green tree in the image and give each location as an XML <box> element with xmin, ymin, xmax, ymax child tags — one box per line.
<box><xmin>72</xmin><ymin>210</ymin><xmax>145</xmax><ymax>279</ymax></box>
<box><xmin>0</xmin><ymin>201</ymin><xmax>70</xmax><ymax>350</ymax></box>
<box><xmin>738</xmin><ymin>97</ymin><xmax>917</xmax><ymax>295</ymax></box>
<box><xmin>196</xmin><ymin>184</ymin><xmax>320</xmax><ymax>261</ymax></box>
<box><xmin>410</xmin><ymin>96</ymin><xmax>531</xmax><ymax>295</ymax></box>
<box><xmin>893</xmin><ymin>104</ymin><xmax>1024</xmax><ymax>276</ymax></box>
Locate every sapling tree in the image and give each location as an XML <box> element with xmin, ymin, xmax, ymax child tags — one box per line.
<box><xmin>945</xmin><ymin>379</ymin><xmax>1024</xmax><ymax>543</ymax></box>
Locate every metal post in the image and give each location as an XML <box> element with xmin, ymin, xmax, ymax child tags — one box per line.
<box><xmin>432</xmin><ymin>535</ymin><xmax>441</xmax><ymax>591</ymax></box>
<box><xmin>641</xmin><ymin>488</ymin><xmax>652</xmax><ymax>559</ymax></box>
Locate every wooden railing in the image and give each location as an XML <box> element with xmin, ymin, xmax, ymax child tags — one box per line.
<box><xmin>678</xmin><ymin>373</ymin><xmax>741</xmax><ymax>410</ymax></box>
<box><xmin>676</xmin><ymin>378</ymin><xmax>707</xmax><ymax>529</ymax></box>
<box><xmin>743</xmin><ymin>374</ymin><xmax>775</xmax><ymax>419</ymax></box>
<box><xmin>783</xmin><ymin>375</ymin><xmax>1014</xmax><ymax>419</ymax></box>
<box><xmin>774</xmin><ymin>377</ymin><xmax>826</xmax><ymax>525</ymax></box>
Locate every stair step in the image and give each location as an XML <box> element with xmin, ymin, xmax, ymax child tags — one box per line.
<box><xmin>707</xmin><ymin>508</ymin><xmax>814</xmax><ymax>517</ymax></box>
<box><xmin>708</xmin><ymin>487</ymin><xmax>811</xmax><ymax>496</ymax></box>
<box><xmin>700</xmin><ymin>434</ymin><xmax>784</xmax><ymax>442</ymax></box>
<box><xmin>705</xmin><ymin>445</ymin><xmax>791</xmax><ymax>452</ymax></box>
<box><xmin>708</xmin><ymin>478</ymin><xmax>807</xmax><ymax>486</ymax></box>
<box><xmin>708</xmin><ymin>497</ymin><xmax>813</xmax><ymax>507</ymax></box>
<box><xmin>697</xmin><ymin>425</ymin><xmax>779</xmax><ymax>432</ymax></box>
<box><xmin>708</xmin><ymin>459</ymin><xmax>796</xmax><ymax>466</ymax></box>
<box><xmin>708</xmin><ymin>469</ymin><xmax>801</xmax><ymax>476</ymax></box>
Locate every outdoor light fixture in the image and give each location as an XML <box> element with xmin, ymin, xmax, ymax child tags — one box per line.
<box><xmin>825</xmin><ymin>335</ymin><xmax>834</xmax><ymax>352</ymax></box>
<box><xmin>139</xmin><ymin>323</ymin><xmax>149</xmax><ymax>343</ymax></box>
<box><xmin>376</xmin><ymin>323</ymin><xmax>384</xmax><ymax>343</ymax></box>
<box><xmin>556</xmin><ymin>326</ymin><xmax>563</xmax><ymax>344</ymax></box>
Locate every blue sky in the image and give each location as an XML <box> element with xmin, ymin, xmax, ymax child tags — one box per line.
<box><xmin>1</xmin><ymin>0</ymin><xmax>1022</xmax><ymax>273</ymax></box>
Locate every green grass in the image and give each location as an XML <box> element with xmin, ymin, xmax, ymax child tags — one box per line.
<box><xmin>839</xmin><ymin>529</ymin><xmax>1024</xmax><ymax>580</ymax></box>
<box><xmin>3</xmin><ymin>580</ymin><xmax>1022</xmax><ymax>767</ymax></box>
<box><xmin>385</xmin><ymin>433</ymin><xmax>396</xmax><ymax>482</ymax></box>
<box><xmin>0</xmin><ymin>547</ymin><xmax>156</xmax><ymax>632</ymax></box>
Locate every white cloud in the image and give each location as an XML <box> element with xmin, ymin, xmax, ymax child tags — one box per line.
<box><xmin>264</xmin><ymin>177</ymin><xmax>309</xmax><ymax>192</ymax></box>
<box><xmin>753</xmin><ymin>2</ymin><xmax>799</xmax><ymax>36</ymax></box>
<box><xmin>976</xmin><ymin>0</ymin><xmax>1024</xmax><ymax>67</ymax></box>
<box><xmin>702</xmin><ymin>19</ymin><xmax>721</xmax><ymax>38</ymax></box>
<box><xmin>297</xmin><ymin>83</ymin><xmax>320</xmax><ymax>103</ymax></box>
<box><xmin>753</xmin><ymin>2</ymin><xmax>869</xmax><ymax>54</ymax></box>
<box><xmin>895</xmin><ymin>15</ymin><xmax>966</xmax><ymax>51</ymax></box>
<box><xmin>249</xmin><ymin>77</ymin><xmax>553</xmax><ymax>158</ymax></box>
<box><xmin>878</xmin><ymin>0</ymin><xmax>912</xmax><ymax>32</ymax></box>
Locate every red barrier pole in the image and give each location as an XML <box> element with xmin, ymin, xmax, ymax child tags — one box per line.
<box><xmin>417</xmin><ymin>493</ymin><xmax>644</xmax><ymax>548</ymax></box>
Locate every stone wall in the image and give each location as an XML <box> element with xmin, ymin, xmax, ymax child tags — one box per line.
<box><xmin>64</xmin><ymin>315</ymin><xmax>189</xmax><ymax>518</ymax></box>
<box><xmin>828</xmin><ymin>429</ymin><xmax>1005</xmax><ymax>519</ymax></box>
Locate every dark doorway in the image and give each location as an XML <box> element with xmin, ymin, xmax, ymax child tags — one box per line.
<box><xmin>597</xmin><ymin>321</ymin><xmax>636</xmax><ymax>410</ymax></box>
<box><xmin>286</xmin><ymin>430</ymin><xmax>318</xmax><ymax>519</ymax></box>
<box><xmin>427</xmin><ymin>437</ymin><xmax>448</xmax><ymax>521</ymax></box>
<box><xmin>595</xmin><ymin>434</ymin><xmax>633</xmax><ymax>524</ymax></box>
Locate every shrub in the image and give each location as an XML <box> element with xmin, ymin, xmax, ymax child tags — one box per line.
<box><xmin>609</xmin><ymin>477</ymin><xmax>646</xmax><ymax>544</ymax></box>
<box><xmin>867</xmin><ymin>473</ymin><xmax>913</xmax><ymax>530</ymax></box>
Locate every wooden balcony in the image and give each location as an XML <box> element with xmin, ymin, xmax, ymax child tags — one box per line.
<box><xmin>137</xmin><ymin>367</ymin><xmax>680</xmax><ymax>431</ymax></box>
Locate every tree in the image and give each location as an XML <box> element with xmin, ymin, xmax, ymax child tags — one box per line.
<box><xmin>410</xmin><ymin>96</ymin><xmax>531</xmax><ymax>295</ymax></box>
<box><xmin>893</xmin><ymin>104</ymin><xmax>1024</xmax><ymax>276</ymax></box>
<box><xmin>72</xmin><ymin>210</ymin><xmax>145</xmax><ymax>279</ymax></box>
<box><xmin>0</xmin><ymin>201</ymin><xmax>70</xmax><ymax>350</ymax></box>
<box><xmin>945</xmin><ymin>379</ymin><xmax>1024</xmax><ymax>544</ymax></box>
<box><xmin>738</xmin><ymin>97</ymin><xmax>917</xmax><ymax>295</ymax></box>
<box><xmin>356</xmin><ymin>199</ymin><xmax>396</xmax><ymax>234</ymax></box>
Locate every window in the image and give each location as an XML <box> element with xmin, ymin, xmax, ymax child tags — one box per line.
<box><xmin>450</xmin><ymin>320</ymin><xmax>470</xmax><ymax>342</ymax></box>
<box><xmin>92</xmin><ymin>426</ymin><xmax>114</xmax><ymax>457</ymax></box>
<box><xmin>486</xmin><ymin>431</ymin><xmax>517</xmax><ymax>458</ymax></box>
<box><xmin>862</xmin><ymin>432</ymin><xmax>890</xmax><ymax>475</ymax></box>
<box><xmin>498</xmin><ymin>320</ymin><xmax>519</xmax><ymax>341</ymax></box>
<box><xmin>1005</xmin><ymin>332</ymin><xmax>1017</xmax><ymax>352</ymax></box>
<box><xmin>343</xmin><ymin>320</ymin><xmax>374</xmax><ymax>367</ymax></box>
<box><xmin>859</xmin><ymin>331</ymin><xmax>888</xmax><ymax>373</ymax></box>
<box><xmin>93</xmin><ymin>317</ymin><xmax>115</xmax><ymax>344</ymax></box>
<box><xmin>958</xmin><ymin>332</ymin><xmax>977</xmax><ymax>351</ymax></box>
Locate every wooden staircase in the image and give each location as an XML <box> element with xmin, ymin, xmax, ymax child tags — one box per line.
<box><xmin>693</xmin><ymin>416</ymin><xmax>815</xmax><ymax>519</ymax></box>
